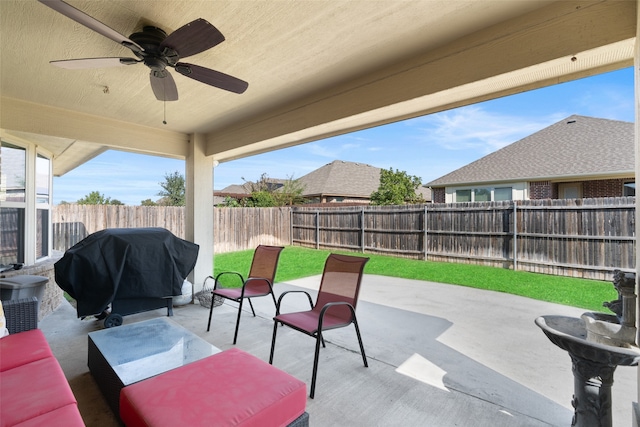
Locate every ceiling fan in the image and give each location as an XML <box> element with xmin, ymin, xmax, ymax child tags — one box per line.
<box><xmin>38</xmin><ymin>0</ymin><xmax>248</xmax><ymax>101</ymax></box>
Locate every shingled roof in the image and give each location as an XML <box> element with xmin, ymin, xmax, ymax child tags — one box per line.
<box><xmin>427</xmin><ymin>115</ymin><xmax>634</xmax><ymax>187</ymax></box>
<box><xmin>298</xmin><ymin>160</ymin><xmax>381</xmax><ymax>198</ymax></box>
<box><xmin>217</xmin><ymin>160</ymin><xmax>432</xmax><ymax>203</ymax></box>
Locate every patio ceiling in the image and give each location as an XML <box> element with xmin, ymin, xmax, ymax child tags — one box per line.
<box><xmin>0</xmin><ymin>0</ymin><xmax>636</xmax><ymax>176</ymax></box>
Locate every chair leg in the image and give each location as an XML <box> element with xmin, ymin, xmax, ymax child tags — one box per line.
<box><xmin>206</xmin><ymin>294</ymin><xmax>216</xmax><ymax>332</ymax></box>
<box><xmin>352</xmin><ymin>317</ymin><xmax>368</xmax><ymax>368</ymax></box>
<box><xmin>270</xmin><ymin>291</ymin><xmax>278</xmax><ymax>314</ymax></box>
<box><xmin>310</xmin><ymin>332</ymin><xmax>323</xmax><ymax>399</ymax></box>
<box><xmin>247</xmin><ymin>298</ymin><xmax>256</xmax><ymax>316</ymax></box>
<box><xmin>232</xmin><ymin>298</ymin><xmax>244</xmax><ymax>345</ymax></box>
<box><xmin>269</xmin><ymin>321</ymin><xmax>278</xmax><ymax>364</ymax></box>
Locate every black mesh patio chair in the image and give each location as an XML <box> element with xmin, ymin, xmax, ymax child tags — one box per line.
<box><xmin>206</xmin><ymin>245</ymin><xmax>284</xmax><ymax>344</ymax></box>
<box><xmin>269</xmin><ymin>253</ymin><xmax>369</xmax><ymax>398</ymax></box>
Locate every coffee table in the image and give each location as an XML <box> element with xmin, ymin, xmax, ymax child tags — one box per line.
<box><xmin>88</xmin><ymin>317</ymin><xmax>220</xmax><ymax>416</ymax></box>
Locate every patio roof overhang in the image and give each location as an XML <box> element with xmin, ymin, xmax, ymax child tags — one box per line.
<box><xmin>0</xmin><ymin>0</ymin><xmax>635</xmax><ymax>175</ymax></box>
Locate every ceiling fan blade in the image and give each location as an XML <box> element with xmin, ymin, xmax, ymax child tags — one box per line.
<box><xmin>174</xmin><ymin>63</ymin><xmax>248</xmax><ymax>94</ymax></box>
<box><xmin>38</xmin><ymin>0</ymin><xmax>143</xmax><ymax>52</ymax></box>
<box><xmin>150</xmin><ymin>71</ymin><xmax>179</xmax><ymax>101</ymax></box>
<box><xmin>50</xmin><ymin>57</ymin><xmax>139</xmax><ymax>70</ymax></box>
<box><xmin>160</xmin><ymin>19</ymin><xmax>225</xmax><ymax>59</ymax></box>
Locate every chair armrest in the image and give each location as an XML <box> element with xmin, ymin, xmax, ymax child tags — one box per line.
<box><xmin>213</xmin><ymin>271</ymin><xmax>245</xmax><ymax>289</ymax></box>
<box><xmin>318</xmin><ymin>301</ymin><xmax>356</xmax><ymax>330</ymax></box>
<box><xmin>244</xmin><ymin>277</ymin><xmax>272</xmax><ymax>288</ymax></box>
<box><xmin>276</xmin><ymin>290</ymin><xmax>314</xmax><ymax>315</ymax></box>
<box><xmin>3</xmin><ymin>297</ymin><xmax>38</xmax><ymax>334</ymax></box>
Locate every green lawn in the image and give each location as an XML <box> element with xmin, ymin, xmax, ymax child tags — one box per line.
<box><xmin>213</xmin><ymin>246</ymin><xmax>618</xmax><ymax>313</ymax></box>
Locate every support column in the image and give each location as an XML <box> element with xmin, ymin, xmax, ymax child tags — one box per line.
<box><xmin>634</xmin><ymin>1</ymin><xmax>640</xmax><ymax>424</ymax></box>
<box><xmin>635</xmin><ymin>2</ymin><xmax>640</xmax><ymax>425</ymax></box>
<box><xmin>185</xmin><ymin>133</ymin><xmax>214</xmax><ymax>295</ymax></box>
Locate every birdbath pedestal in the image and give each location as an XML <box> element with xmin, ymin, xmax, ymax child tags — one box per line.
<box><xmin>535</xmin><ymin>315</ymin><xmax>640</xmax><ymax>427</ymax></box>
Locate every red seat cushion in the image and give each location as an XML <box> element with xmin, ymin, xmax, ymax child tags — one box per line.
<box><xmin>0</xmin><ymin>330</ymin><xmax>53</xmax><ymax>372</ymax></box>
<box><xmin>1</xmin><ymin>357</ymin><xmax>78</xmax><ymax>427</ymax></box>
<box><xmin>11</xmin><ymin>404</ymin><xmax>85</xmax><ymax>427</ymax></box>
<box><xmin>120</xmin><ymin>348</ymin><xmax>306</xmax><ymax>427</ymax></box>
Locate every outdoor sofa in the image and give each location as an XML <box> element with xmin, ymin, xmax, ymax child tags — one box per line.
<box><xmin>0</xmin><ymin>297</ymin><xmax>85</xmax><ymax>427</ymax></box>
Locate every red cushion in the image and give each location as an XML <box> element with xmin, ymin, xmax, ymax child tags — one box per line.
<box><xmin>11</xmin><ymin>404</ymin><xmax>85</xmax><ymax>427</ymax></box>
<box><xmin>120</xmin><ymin>348</ymin><xmax>306</xmax><ymax>427</ymax></box>
<box><xmin>0</xmin><ymin>330</ymin><xmax>53</xmax><ymax>372</ymax></box>
<box><xmin>1</xmin><ymin>357</ymin><xmax>78</xmax><ymax>427</ymax></box>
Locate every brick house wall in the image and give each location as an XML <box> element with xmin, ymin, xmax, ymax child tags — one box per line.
<box><xmin>529</xmin><ymin>181</ymin><xmax>553</xmax><ymax>199</ymax></box>
<box><xmin>582</xmin><ymin>178</ymin><xmax>630</xmax><ymax>198</ymax></box>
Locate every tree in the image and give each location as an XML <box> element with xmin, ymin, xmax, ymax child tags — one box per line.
<box><xmin>244</xmin><ymin>190</ymin><xmax>277</xmax><ymax>207</ymax></box>
<box><xmin>242</xmin><ymin>173</ymin><xmax>273</xmax><ymax>193</ymax></box>
<box><xmin>370</xmin><ymin>168</ymin><xmax>424</xmax><ymax>206</ymax></box>
<box><xmin>220</xmin><ymin>196</ymin><xmax>241</xmax><ymax>207</ymax></box>
<box><xmin>223</xmin><ymin>173</ymin><xmax>306</xmax><ymax>207</ymax></box>
<box><xmin>157</xmin><ymin>171</ymin><xmax>185</xmax><ymax>206</ymax></box>
<box><xmin>76</xmin><ymin>191</ymin><xmax>121</xmax><ymax>205</ymax></box>
<box><xmin>275</xmin><ymin>175</ymin><xmax>306</xmax><ymax>206</ymax></box>
<box><xmin>140</xmin><ymin>199</ymin><xmax>157</xmax><ymax>206</ymax></box>
<box><xmin>238</xmin><ymin>173</ymin><xmax>291</xmax><ymax>207</ymax></box>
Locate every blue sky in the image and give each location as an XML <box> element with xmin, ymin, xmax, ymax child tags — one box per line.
<box><xmin>53</xmin><ymin>67</ymin><xmax>635</xmax><ymax>205</ymax></box>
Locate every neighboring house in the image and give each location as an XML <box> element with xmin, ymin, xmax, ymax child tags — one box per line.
<box><xmin>297</xmin><ymin>160</ymin><xmax>382</xmax><ymax>204</ymax></box>
<box><xmin>298</xmin><ymin>160</ymin><xmax>431</xmax><ymax>204</ymax></box>
<box><xmin>215</xmin><ymin>160</ymin><xmax>432</xmax><ymax>205</ymax></box>
<box><xmin>214</xmin><ymin>179</ymin><xmax>286</xmax><ymax>205</ymax></box>
<box><xmin>427</xmin><ymin>115</ymin><xmax>634</xmax><ymax>203</ymax></box>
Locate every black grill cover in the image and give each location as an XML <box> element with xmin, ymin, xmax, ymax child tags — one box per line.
<box><xmin>55</xmin><ymin>228</ymin><xmax>199</xmax><ymax>317</ymax></box>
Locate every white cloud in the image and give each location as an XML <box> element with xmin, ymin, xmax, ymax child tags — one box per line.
<box><xmin>412</xmin><ymin>106</ymin><xmax>564</xmax><ymax>153</ymax></box>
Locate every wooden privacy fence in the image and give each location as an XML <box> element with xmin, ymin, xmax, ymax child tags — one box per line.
<box><xmin>53</xmin><ymin>197</ymin><xmax>635</xmax><ymax>280</ymax></box>
<box><xmin>291</xmin><ymin>197</ymin><xmax>636</xmax><ymax>280</ymax></box>
<box><xmin>52</xmin><ymin>205</ymin><xmax>290</xmax><ymax>254</ymax></box>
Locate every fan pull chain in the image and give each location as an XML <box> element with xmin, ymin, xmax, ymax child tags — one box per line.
<box><xmin>163</xmin><ymin>99</ymin><xmax>167</xmax><ymax>125</ymax></box>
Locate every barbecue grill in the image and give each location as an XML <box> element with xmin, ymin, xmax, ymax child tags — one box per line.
<box><xmin>55</xmin><ymin>228</ymin><xmax>199</xmax><ymax>327</ymax></box>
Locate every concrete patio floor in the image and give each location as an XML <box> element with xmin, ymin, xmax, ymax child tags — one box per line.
<box><xmin>40</xmin><ymin>275</ymin><xmax>637</xmax><ymax>426</ymax></box>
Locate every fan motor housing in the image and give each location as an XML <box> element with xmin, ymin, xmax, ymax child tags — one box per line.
<box><xmin>129</xmin><ymin>26</ymin><xmax>166</xmax><ymax>51</ymax></box>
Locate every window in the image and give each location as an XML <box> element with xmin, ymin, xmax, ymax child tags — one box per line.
<box><xmin>37</xmin><ymin>209</ymin><xmax>49</xmax><ymax>259</ymax></box>
<box><xmin>0</xmin><ymin>208</ymin><xmax>25</xmax><ymax>265</ymax></box>
<box><xmin>1</xmin><ymin>142</ymin><xmax>26</xmax><ymax>202</ymax></box>
<box><xmin>623</xmin><ymin>182</ymin><xmax>635</xmax><ymax>196</ymax></box>
<box><xmin>0</xmin><ymin>141</ymin><xmax>52</xmax><ymax>265</ymax></box>
<box><xmin>36</xmin><ymin>154</ymin><xmax>50</xmax><ymax>204</ymax></box>
<box><xmin>36</xmin><ymin>154</ymin><xmax>51</xmax><ymax>259</ymax></box>
<box><xmin>455</xmin><ymin>186</ymin><xmax>513</xmax><ymax>202</ymax></box>
<box><xmin>494</xmin><ymin>187</ymin><xmax>512</xmax><ymax>201</ymax></box>
<box><xmin>456</xmin><ymin>189</ymin><xmax>471</xmax><ymax>202</ymax></box>
<box><xmin>474</xmin><ymin>188</ymin><xmax>491</xmax><ymax>202</ymax></box>
<box><xmin>0</xmin><ymin>141</ymin><xmax>27</xmax><ymax>265</ymax></box>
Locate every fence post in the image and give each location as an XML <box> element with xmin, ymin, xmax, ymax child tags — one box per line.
<box><xmin>290</xmin><ymin>208</ymin><xmax>293</xmax><ymax>246</ymax></box>
<box><xmin>316</xmin><ymin>211</ymin><xmax>320</xmax><ymax>250</ymax></box>
<box><xmin>361</xmin><ymin>207</ymin><xmax>365</xmax><ymax>253</ymax></box>
<box><xmin>424</xmin><ymin>205</ymin><xmax>428</xmax><ymax>260</ymax></box>
<box><xmin>513</xmin><ymin>202</ymin><xmax>518</xmax><ymax>271</ymax></box>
